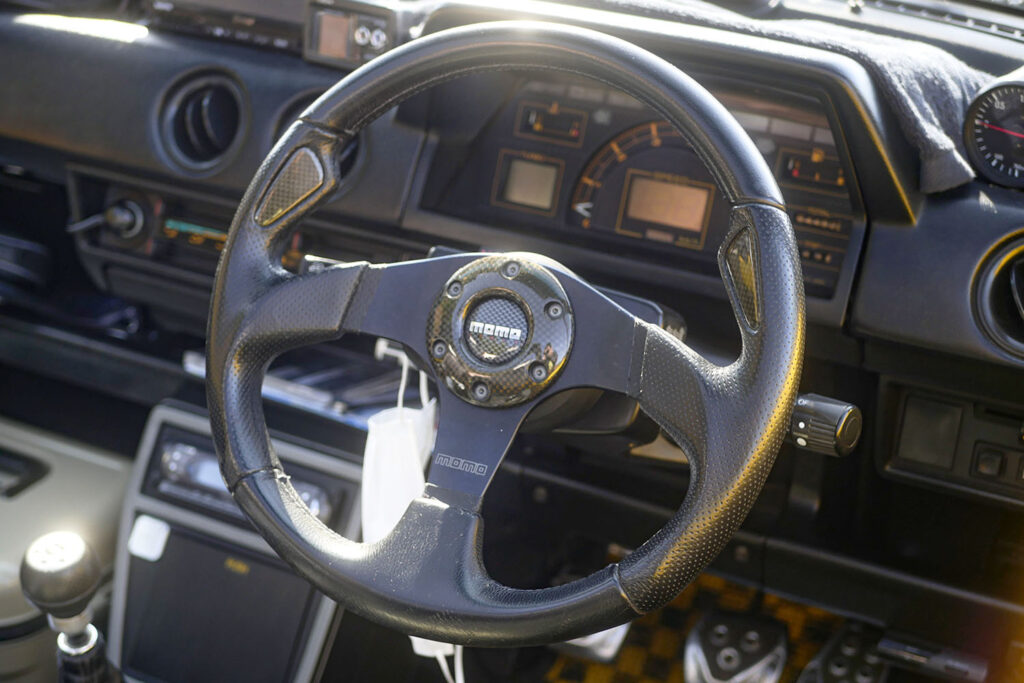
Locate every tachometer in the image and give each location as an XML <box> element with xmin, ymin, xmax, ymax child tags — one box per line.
<box><xmin>568</xmin><ymin>121</ymin><xmax>723</xmax><ymax>250</ymax></box>
<box><xmin>965</xmin><ymin>83</ymin><xmax>1024</xmax><ymax>188</ymax></box>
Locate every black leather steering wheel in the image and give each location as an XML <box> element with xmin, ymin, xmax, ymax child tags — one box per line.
<box><xmin>206</xmin><ymin>21</ymin><xmax>804</xmax><ymax>647</ymax></box>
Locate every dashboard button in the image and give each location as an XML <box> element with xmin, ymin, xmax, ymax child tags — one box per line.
<box><xmin>975</xmin><ymin>449</ymin><xmax>1004</xmax><ymax>478</ymax></box>
<box><xmin>353</xmin><ymin>25</ymin><xmax>371</xmax><ymax>46</ymax></box>
<box><xmin>370</xmin><ymin>29</ymin><xmax>388</xmax><ymax>50</ymax></box>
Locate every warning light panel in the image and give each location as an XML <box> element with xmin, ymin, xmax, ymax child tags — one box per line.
<box><xmin>514</xmin><ymin>101</ymin><xmax>588</xmax><ymax>147</ymax></box>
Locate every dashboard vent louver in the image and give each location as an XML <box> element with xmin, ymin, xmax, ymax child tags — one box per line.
<box><xmin>159</xmin><ymin>72</ymin><xmax>245</xmax><ymax>174</ymax></box>
<box><xmin>975</xmin><ymin>235</ymin><xmax>1024</xmax><ymax>359</ymax></box>
<box><xmin>862</xmin><ymin>0</ymin><xmax>1024</xmax><ymax>42</ymax></box>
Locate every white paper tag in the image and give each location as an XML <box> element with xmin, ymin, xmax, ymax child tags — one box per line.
<box><xmin>127</xmin><ymin>514</ymin><xmax>170</xmax><ymax>562</ymax></box>
<box><xmin>360</xmin><ymin>400</ymin><xmax>437</xmax><ymax>544</ymax></box>
<box><xmin>565</xmin><ymin>622</ymin><xmax>631</xmax><ymax>661</ymax></box>
<box><xmin>362</xmin><ymin>401</ymin><xmax>452</xmax><ymax>662</ymax></box>
<box><xmin>362</xmin><ymin>343</ymin><xmax>453</xmax><ymax>666</ymax></box>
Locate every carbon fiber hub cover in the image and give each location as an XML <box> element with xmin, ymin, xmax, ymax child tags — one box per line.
<box><xmin>464</xmin><ymin>297</ymin><xmax>529</xmax><ymax>364</ymax></box>
<box><xmin>428</xmin><ymin>254</ymin><xmax>574</xmax><ymax>407</ymax></box>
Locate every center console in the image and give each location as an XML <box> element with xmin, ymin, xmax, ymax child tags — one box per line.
<box><xmin>107</xmin><ymin>403</ymin><xmax>362</xmax><ymax>683</ymax></box>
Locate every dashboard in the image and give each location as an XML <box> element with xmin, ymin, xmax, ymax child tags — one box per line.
<box><xmin>6</xmin><ymin>0</ymin><xmax>1024</xmax><ymax>673</ymax></box>
<box><xmin>423</xmin><ymin>75</ymin><xmax>859</xmax><ymax>299</ymax></box>
<box><xmin>1</xmin><ymin>0</ymin><xmax>1020</xmax><ymax>350</ymax></box>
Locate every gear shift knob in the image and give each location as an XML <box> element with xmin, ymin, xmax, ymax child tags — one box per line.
<box><xmin>20</xmin><ymin>531</ymin><xmax>114</xmax><ymax>683</ymax></box>
<box><xmin>20</xmin><ymin>530</ymin><xmax>102</xmax><ymax>622</ymax></box>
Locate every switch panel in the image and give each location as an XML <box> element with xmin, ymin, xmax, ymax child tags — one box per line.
<box><xmin>305</xmin><ymin>1</ymin><xmax>396</xmax><ymax>69</ymax></box>
<box><xmin>884</xmin><ymin>381</ymin><xmax>1024</xmax><ymax>509</ymax></box>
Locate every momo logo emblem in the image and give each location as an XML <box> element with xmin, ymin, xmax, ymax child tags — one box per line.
<box><xmin>468</xmin><ymin>320</ymin><xmax>523</xmax><ymax>341</ymax></box>
<box><xmin>435</xmin><ymin>454</ymin><xmax>488</xmax><ymax>476</ymax></box>
<box><xmin>463</xmin><ymin>296</ymin><xmax>530</xmax><ymax>365</ymax></box>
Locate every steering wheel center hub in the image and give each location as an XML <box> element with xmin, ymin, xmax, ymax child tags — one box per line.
<box><xmin>427</xmin><ymin>254</ymin><xmax>574</xmax><ymax>407</ymax></box>
<box><xmin>464</xmin><ymin>296</ymin><xmax>530</xmax><ymax>363</ymax></box>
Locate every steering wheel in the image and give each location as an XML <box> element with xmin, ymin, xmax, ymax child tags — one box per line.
<box><xmin>206</xmin><ymin>21</ymin><xmax>804</xmax><ymax>647</ymax></box>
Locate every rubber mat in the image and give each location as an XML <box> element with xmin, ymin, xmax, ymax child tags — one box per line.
<box><xmin>545</xmin><ymin>574</ymin><xmax>842</xmax><ymax>683</ymax></box>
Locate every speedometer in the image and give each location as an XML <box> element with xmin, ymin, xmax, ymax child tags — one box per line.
<box><xmin>567</xmin><ymin>121</ymin><xmax>722</xmax><ymax>250</ymax></box>
<box><xmin>965</xmin><ymin>83</ymin><xmax>1024</xmax><ymax>188</ymax></box>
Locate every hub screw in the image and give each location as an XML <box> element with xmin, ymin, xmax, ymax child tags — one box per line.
<box><xmin>431</xmin><ymin>340</ymin><xmax>447</xmax><ymax>359</ymax></box>
<box><xmin>502</xmin><ymin>261</ymin><xmax>521</xmax><ymax>278</ymax></box>
<box><xmin>471</xmin><ymin>382</ymin><xmax>490</xmax><ymax>401</ymax></box>
<box><xmin>545</xmin><ymin>302</ymin><xmax>564</xmax><ymax>319</ymax></box>
<box><xmin>529</xmin><ymin>363</ymin><xmax>548</xmax><ymax>383</ymax></box>
<box><xmin>446</xmin><ymin>280</ymin><xmax>463</xmax><ymax>297</ymax></box>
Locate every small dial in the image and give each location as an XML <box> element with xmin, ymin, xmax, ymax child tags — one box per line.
<box><xmin>965</xmin><ymin>84</ymin><xmax>1024</xmax><ymax>188</ymax></box>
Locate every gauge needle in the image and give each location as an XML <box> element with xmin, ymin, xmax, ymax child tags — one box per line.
<box><xmin>980</xmin><ymin>121</ymin><xmax>1024</xmax><ymax>139</ymax></box>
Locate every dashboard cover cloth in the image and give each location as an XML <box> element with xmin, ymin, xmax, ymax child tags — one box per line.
<box><xmin>593</xmin><ymin>0</ymin><xmax>992</xmax><ymax>193</ymax></box>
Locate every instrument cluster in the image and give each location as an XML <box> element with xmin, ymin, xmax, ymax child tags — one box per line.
<box><xmin>425</xmin><ymin>76</ymin><xmax>862</xmax><ymax>299</ymax></box>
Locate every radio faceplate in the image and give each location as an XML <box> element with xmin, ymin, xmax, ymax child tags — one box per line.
<box><xmin>67</xmin><ymin>167</ymin><xmax>412</xmax><ymax>336</ymax></box>
<box><xmin>146</xmin><ymin>424</ymin><xmax>341</xmax><ymax>528</ymax></box>
<box><xmin>143</xmin><ymin>0</ymin><xmax>305</xmax><ymax>52</ymax></box>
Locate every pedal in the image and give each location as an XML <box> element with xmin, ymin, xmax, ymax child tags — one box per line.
<box><xmin>684</xmin><ymin>611</ymin><xmax>788</xmax><ymax>683</ymax></box>
<box><xmin>797</xmin><ymin>622</ymin><xmax>888</xmax><ymax>683</ymax></box>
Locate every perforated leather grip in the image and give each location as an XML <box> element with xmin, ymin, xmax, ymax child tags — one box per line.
<box><xmin>620</xmin><ymin>204</ymin><xmax>804</xmax><ymax>613</ymax></box>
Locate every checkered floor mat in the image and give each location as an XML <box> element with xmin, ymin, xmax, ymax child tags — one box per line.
<box><xmin>545</xmin><ymin>575</ymin><xmax>842</xmax><ymax>683</ymax></box>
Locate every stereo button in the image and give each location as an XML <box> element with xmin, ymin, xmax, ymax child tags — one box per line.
<box><xmin>975</xmin><ymin>449</ymin><xmax>1004</xmax><ymax>478</ymax></box>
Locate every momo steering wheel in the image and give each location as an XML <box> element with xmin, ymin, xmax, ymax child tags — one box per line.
<box><xmin>206</xmin><ymin>21</ymin><xmax>804</xmax><ymax>647</ymax></box>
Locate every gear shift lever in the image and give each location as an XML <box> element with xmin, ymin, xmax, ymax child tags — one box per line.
<box><xmin>20</xmin><ymin>531</ymin><xmax>114</xmax><ymax>683</ymax></box>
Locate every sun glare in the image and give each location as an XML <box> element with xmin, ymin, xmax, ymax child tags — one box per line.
<box><xmin>13</xmin><ymin>14</ymin><xmax>149</xmax><ymax>43</ymax></box>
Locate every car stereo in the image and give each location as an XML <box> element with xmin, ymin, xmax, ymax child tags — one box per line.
<box><xmin>142</xmin><ymin>0</ymin><xmax>307</xmax><ymax>52</ymax></box>
<box><xmin>107</xmin><ymin>403</ymin><xmax>362</xmax><ymax>683</ymax></box>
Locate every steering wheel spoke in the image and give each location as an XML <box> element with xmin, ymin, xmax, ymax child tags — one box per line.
<box><xmin>552</xmin><ymin>278</ymin><xmax>644</xmax><ymax>396</ymax></box>
<box><xmin>632</xmin><ymin>324</ymin><xmax>720</xmax><ymax>458</ymax></box>
<box><xmin>339</xmin><ymin>254</ymin><xmax>477</xmax><ymax>361</ymax></box>
<box><xmin>236</xmin><ymin>265</ymin><xmax>365</xmax><ymax>349</ymax></box>
<box><xmin>424</xmin><ymin>396</ymin><xmax>529</xmax><ymax>511</ymax></box>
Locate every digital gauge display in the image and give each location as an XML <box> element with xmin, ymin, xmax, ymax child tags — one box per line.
<box><xmin>568</xmin><ymin>121</ymin><xmax>717</xmax><ymax>249</ymax></box>
<box><xmin>624</xmin><ymin>173</ymin><xmax>710</xmax><ymax>234</ymax></box>
<box><xmin>965</xmin><ymin>83</ymin><xmax>1024</xmax><ymax>188</ymax></box>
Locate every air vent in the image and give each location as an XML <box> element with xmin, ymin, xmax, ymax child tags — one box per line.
<box><xmin>975</xmin><ymin>235</ymin><xmax>1024</xmax><ymax>359</ymax></box>
<box><xmin>159</xmin><ymin>73</ymin><xmax>245</xmax><ymax>174</ymax></box>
